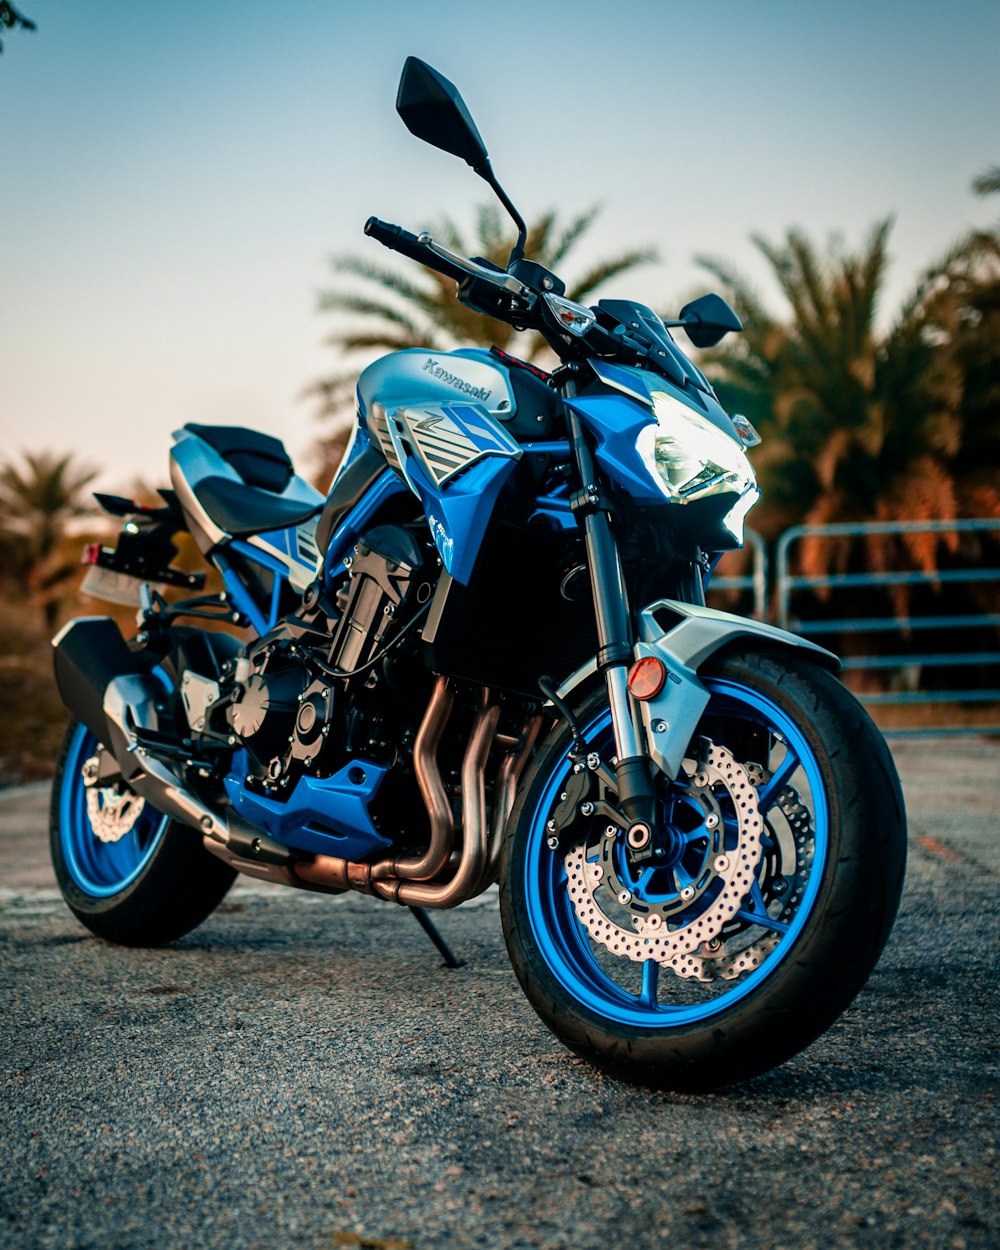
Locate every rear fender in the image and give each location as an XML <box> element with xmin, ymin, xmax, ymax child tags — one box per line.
<box><xmin>556</xmin><ymin>599</ymin><xmax>840</xmax><ymax>780</ymax></box>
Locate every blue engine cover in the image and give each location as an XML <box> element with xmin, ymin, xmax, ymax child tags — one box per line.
<box><xmin>224</xmin><ymin>759</ymin><xmax>392</xmax><ymax>860</ymax></box>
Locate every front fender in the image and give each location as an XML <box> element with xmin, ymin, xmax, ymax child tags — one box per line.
<box><xmin>557</xmin><ymin>600</ymin><xmax>840</xmax><ymax>780</ymax></box>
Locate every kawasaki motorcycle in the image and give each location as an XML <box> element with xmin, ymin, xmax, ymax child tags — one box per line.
<box><xmin>50</xmin><ymin>58</ymin><xmax>906</xmax><ymax>1089</ymax></box>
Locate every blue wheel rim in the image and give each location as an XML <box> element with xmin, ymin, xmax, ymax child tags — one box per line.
<box><xmin>524</xmin><ymin>677</ymin><xmax>831</xmax><ymax>1028</ymax></box>
<box><xmin>59</xmin><ymin>721</ymin><xmax>170</xmax><ymax>898</ymax></box>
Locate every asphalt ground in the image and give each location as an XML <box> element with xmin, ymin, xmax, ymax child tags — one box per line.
<box><xmin>1</xmin><ymin>738</ymin><xmax>997</xmax><ymax>1250</ymax></box>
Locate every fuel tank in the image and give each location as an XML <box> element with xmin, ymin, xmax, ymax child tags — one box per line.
<box><xmin>357</xmin><ymin>347</ymin><xmax>521</xmax><ymax>488</ymax></box>
<box><xmin>355</xmin><ymin>348</ymin><xmax>524</xmax><ymax>583</ymax></box>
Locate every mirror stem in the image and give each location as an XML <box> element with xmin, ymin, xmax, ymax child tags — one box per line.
<box><xmin>476</xmin><ymin>160</ymin><xmax>527</xmax><ymax>265</ymax></box>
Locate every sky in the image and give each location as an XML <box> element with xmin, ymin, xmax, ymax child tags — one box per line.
<box><xmin>2</xmin><ymin>0</ymin><xmax>998</xmax><ymax>490</ymax></box>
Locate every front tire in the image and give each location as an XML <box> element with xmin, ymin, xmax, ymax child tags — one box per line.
<box><xmin>500</xmin><ymin>651</ymin><xmax>907</xmax><ymax>1089</ymax></box>
<box><xmin>50</xmin><ymin>718</ymin><xmax>236</xmax><ymax>947</ymax></box>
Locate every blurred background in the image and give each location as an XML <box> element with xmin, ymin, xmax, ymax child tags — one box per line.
<box><xmin>1</xmin><ymin>0</ymin><xmax>998</xmax><ymax>780</ymax></box>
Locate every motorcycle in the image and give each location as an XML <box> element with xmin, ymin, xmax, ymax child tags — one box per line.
<box><xmin>50</xmin><ymin>57</ymin><xmax>906</xmax><ymax>1089</ymax></box>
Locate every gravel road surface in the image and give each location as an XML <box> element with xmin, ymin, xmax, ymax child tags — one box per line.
<box><xmin>1</xmin><ymin>738</ymin><xmax>997</xmax><ymax>1250</ymax></box>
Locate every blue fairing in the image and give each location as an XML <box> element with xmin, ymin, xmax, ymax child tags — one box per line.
<box><xmin>354</xmin><ymin>347</ymin><xmax>523</xmax><ymax>584</ymax></box>
<box><xmin>567</xmin><ymin>391</ymin><xmax>661</xmax><ymax>503</ymax></box>
<box><xmin>224</xmin><ymin>759</ymin><xmax>392</xmax><ymax>860</ymax></box>
<box><xmin>405</xmin><ymin>453</ymin><xmax>517</xmax><ymax>584</ymax></box>
<box><xmin>322</xmin><ymin>470</ymin><xmax>410</xmax><ymax>589</ymax></box>
<box><xmin>568</xmin><ymin>362</ymin><xmax>739</xmax><ymax>505</ymax></box>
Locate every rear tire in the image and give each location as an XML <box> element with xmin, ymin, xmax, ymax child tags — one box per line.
<box><xmin>50</xmin><ymin>717</ymin><xmax>236</xmax><ymax>947</ymax></box>
<box><xmin>500</xmin><ymin>651</ymin><xmax>907</xmax><ymax>1089</ymax></box>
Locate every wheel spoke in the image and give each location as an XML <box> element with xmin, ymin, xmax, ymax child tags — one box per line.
<box><xmin>757</xmin><ymin>747</ymin><xmax>800</xmax><ymax>812</ymax></box>
<box><xmin>639</xmin><ymin>958</ymin><xmax>660</xmax><ymax>1007</ymax></box>
<box><xmin>735</xmin><ymin>881</ymin><xmax>790</xmax><ymax>934</ymax></box>
<box><xmin>103</xmin><ymin>834</ymin><xmax>134</xmax><ymax>877</ymax></box>
<box><xmin>673</xmin><ymin>862</ymin><xmax>694</xmax><ymax>888</ymax></box>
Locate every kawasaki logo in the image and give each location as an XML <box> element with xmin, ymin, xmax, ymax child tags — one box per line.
<box><xmin>423</xmin><ymin>358</ymin><xmax>492</xmax><ymax>402</ymax></box>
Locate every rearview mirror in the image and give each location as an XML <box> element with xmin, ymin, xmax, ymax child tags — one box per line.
<box><xmin>396</xmin><ymin>56</ymin><xmax>490</xmax><ymax>172</ymax></box>
<box><xmin>678</xmin><ymin>293</ymin><xmax>743</xmax><ymax>348</ymax></box>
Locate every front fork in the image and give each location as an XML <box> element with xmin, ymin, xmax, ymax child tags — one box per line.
<box><xmin>563</xmin><ymin>384</ymin><xmax>656</xmax><ymax>829</ymax></box>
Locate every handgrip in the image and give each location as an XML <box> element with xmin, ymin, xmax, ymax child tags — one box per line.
<box><xmin>364</xmin><ymin>216</ymin><xmax>467</xmax><ymax>282</ymax></box>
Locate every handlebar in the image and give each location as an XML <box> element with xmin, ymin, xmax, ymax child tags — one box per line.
<box><xmin>365</xmin><ymin>216</ymin><xmax>533</xmax><ymax>301</ymax></box>
<box><xmin>364</xmin><ymin>217</ymin><xmax>469</xmax><ymax>284</ymax></box>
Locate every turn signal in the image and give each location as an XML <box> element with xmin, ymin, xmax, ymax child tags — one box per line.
<box><xmin>627</xmin><ymin>656</ymin><xmax>666</xmax><ymax>700</ymax></box>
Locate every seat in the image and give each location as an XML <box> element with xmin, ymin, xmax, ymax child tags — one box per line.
<box><xmin>193</xmin><ymin>475</ymin><xmax>322</xmax><ymax>539</ymax></box>
<box><xmin>185</xmin><ymin>423</ymin><xmax>295</xmax><ymax>493</ymax></box>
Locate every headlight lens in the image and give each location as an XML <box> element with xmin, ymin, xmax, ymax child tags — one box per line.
<box><xmin>637</xmin><ymin>390</ymin><xmax>757</xmax><ymax>502</ymax></box>
<box><xmin>635</xmin><ymin>390</ymin><xmax>759</xmax><ymax>541</ymax></box>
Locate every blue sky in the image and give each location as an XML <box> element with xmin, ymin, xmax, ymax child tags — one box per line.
<box><xmin>2</xmin><ymin>0</ymin><xmax>997</xmax><ymax>487</ymax></box>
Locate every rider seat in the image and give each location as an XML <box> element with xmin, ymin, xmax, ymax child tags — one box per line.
<box><xmin>184</xmin><ymin>424</ymin><xmax>323</xmax><ymax>538</ymax></box>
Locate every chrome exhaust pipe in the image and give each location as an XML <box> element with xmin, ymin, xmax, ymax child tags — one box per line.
<box><xmin>292</xmin><ymin>688</ymin><xmax>502</xmax><ymax>909</ymax></box>
<box><xmin>370</xmin><ymin>676</ymin><xmax>455</xmax><ymax>883</ymax></box>
<box><xmin>475</xmin><ymin>713</ymin><xmax>544</xmax><ymax>894</ymax></box>
<box><xmin>372</xmin><ymin>691</ymin><xmax>499</xmax><ymax>907</ymax></box>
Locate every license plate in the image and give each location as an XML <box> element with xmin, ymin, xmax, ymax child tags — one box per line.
<box><xmin>81</xmin><ymin>566</ymin><xmax>166</xmax><ymax>607</ymax></box>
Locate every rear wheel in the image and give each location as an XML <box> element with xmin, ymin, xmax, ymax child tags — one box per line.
<box><xmin>50</xmin><ymin>717</ymin><xmax>236</xmax><ymax>947</ymax></box>
<box><xmin>500</xmin><ymin>651</ymin><xmax>907</xmax><ymax>1089</ymax></box>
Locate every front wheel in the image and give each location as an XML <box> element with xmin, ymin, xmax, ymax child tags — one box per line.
<box><xmin>499</xmin><ymin>651</ymin><xmax>907</xmax><ymax>1089</ymax></box>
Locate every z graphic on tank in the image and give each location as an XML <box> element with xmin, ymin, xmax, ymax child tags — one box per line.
<box><xmin>359</xmin><ymin>349</ymin><xmax>521</xmax><ymax>487</ymax></box>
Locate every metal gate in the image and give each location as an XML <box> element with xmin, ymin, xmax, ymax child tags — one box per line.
<box><xmin>774</xmin><ymin>519</ymin><xmax>1000</xmax><ymax>736</ymax></box>
<box><xmin>707</xmin><ymin>529</ymin><xmax>768</xmax><ymax>621</ymax></box>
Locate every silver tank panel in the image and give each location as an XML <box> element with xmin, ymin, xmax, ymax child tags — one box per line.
<box><xmin>358</xmin><ymin>348</ymin><xmax>521</xmax><ymax>489</ymax></box>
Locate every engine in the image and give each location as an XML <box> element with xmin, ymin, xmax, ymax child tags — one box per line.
<box><xmin>224</xmin><ymin>524</ymin><xmax>432</xmax><ymax>791</ymax></box>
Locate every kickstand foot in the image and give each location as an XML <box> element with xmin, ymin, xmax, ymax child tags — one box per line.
<box><xmin>409</xmin><ymin>906</ymin><xmax>465</xmax><ymax>969</ymax></box>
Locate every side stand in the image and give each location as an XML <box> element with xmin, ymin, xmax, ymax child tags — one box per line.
<box><xmin>409</xmin><ymin>906</ymin><xmax>465</xmax><ymax>969</ymax></box>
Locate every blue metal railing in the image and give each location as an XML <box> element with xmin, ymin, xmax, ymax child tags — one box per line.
<box><xmin>774</xmin><ymin>519</ymin><xmax>1000</xmax><ymax>736</ymax></box>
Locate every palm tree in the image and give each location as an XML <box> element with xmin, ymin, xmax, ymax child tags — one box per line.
<box><xmin>695</xmin><ymin>221</ymin><xmax>971</xmax><ymax>602</ymax></box>
<box><xmin>0</xmin><ymin>451</ymin><xmax>98</xmax><ymax>628</ymax></box>
<box><xmin>311</xmin><ymin>203</ymin><xmax>656</xmax><ymax>420</ymax></box>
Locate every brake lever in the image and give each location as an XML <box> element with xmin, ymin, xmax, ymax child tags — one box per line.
<box><xmin>417</xmin><ymin>233</ymin><xmax>535</xmax><ymax>303</ymax></box>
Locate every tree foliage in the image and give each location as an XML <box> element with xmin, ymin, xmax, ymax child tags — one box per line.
<box><xmin>0</xmin><ymin>451</ymin><xmax>98</xmax><ymax>628</ymax></box>
<box><xmin>696</xmin><ymin>202</ymin><xmax>1000</xmax><ymax>604</ymax></box>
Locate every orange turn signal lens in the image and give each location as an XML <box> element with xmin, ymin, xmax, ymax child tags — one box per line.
<box><xmin>627</xmin><ymin>656</ymin><xmax>666</xmax><ymax>700</ymax></box>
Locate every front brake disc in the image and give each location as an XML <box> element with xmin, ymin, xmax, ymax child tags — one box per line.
<box><xmin>563</xmin><ymin>743</ymin><xmax>764</xmax><ymax>964</ymax></box>
<box><xmin>669</xmin><ymin>766</ymin><xmax>814</xmax><ymax>982</ymax></box>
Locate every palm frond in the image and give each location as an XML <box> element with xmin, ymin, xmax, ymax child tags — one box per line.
<box><xmin>972</xmin><ymin>165</ymin><xmax>1000</xmax><ymax>198</ymax></box>
<box><xmin>318</xmin><ymin>292</ymin><xmax>425</xmax><ymax>339</ymax></box>
<box><xmin>332</xmin><ymin>330</ymin><xmax>438</xmax><ymax>353</ymax></box>
<box><xmin>325</xmin><ymin>256</ymin><xmax>440</xmax><ymax>315</ymax></box>
<box><xmin>546</xmin><ymin>206</ymin><xmax>602</xmax><ymax>268</ymax></box>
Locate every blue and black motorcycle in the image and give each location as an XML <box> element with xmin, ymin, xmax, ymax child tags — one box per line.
<box><xmin>51</xmin><ymin>58</ymin><xmax>906</xmax><ymax>1089</ymax></box>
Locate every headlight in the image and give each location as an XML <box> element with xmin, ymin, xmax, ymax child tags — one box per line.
<box><xmin>635</xmin><ymin>390</ymin><xmax>759</xmax><ymax>541</ymax></box>
<box><xmin>636</xmin><ymin>390</ymin><xmax>757</xmax><ymax>502</ymax></box>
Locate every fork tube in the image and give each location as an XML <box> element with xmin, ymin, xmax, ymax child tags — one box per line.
<box><xmin>563</xmin><ymin>382</ymin><xmax>653</xmax><ymax>823</ymax></box>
